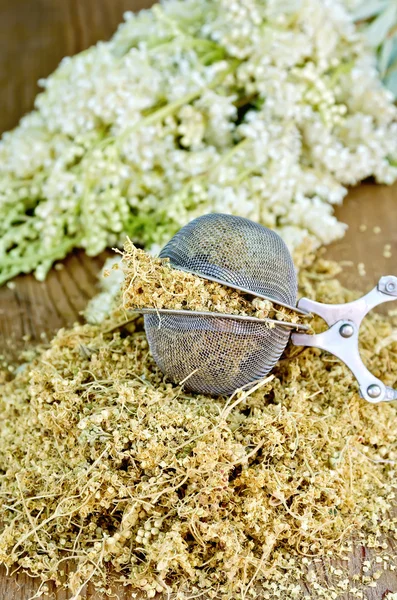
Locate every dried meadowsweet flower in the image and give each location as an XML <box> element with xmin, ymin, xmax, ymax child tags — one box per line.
<box><xmin>120</xmin><ymin>240</ymin><xmax>299</xmax><ymax>323</ymax></box>
<box><xmin>1</xmin><ymin>0</ymin><xmax>397</xmax><ymax>284</ymax></box>
<box><xmin>0</xmin><ymin>258</ymin><xmax>396</xmax><ymax>598</ymax></box>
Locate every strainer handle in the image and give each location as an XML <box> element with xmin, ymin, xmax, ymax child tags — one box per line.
<box><xmin>291</xmin><ymin>276</ymin><xmax>397</xmax><ymax>403</ymax></box>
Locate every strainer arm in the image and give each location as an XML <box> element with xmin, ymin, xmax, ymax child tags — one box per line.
<box><xmin>291</xmin><ymin>276</ymin><xmax>397</xmax><ymax>404</ymax></box>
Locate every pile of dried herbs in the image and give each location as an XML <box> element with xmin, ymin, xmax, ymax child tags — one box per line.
<box><xmin>0</xmin><ymin>258</ymin><xmax>396</xmax><ymax>599</ymax></box>
<box><xmin>119</xmin><ymin>240</ymin><xmax>300</xmax><ymax>323</ymax></box>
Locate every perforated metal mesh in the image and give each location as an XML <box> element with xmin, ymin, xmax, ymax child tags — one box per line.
<box><xmin>144</xmin><ymin>214</ymin><xmax>298</xmax><ymax>395</ymax></box>
<box><xmin>160</xmin><ymin>213</ymin><xmax>297</xmax><ymax>305</ymax></box>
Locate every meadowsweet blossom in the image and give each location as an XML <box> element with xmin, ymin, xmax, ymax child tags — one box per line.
<box><xmin>0</xmin><ymin>0</ymin><xmax>396</xmax><ymax>283</ymax></box>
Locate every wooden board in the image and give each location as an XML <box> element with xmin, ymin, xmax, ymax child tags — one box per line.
<box><xmin>0</xmin><ymin>0</ymin><xmax>155</xmax><ymax>134</ymax></box>
<box><xmin>1</xmin><ymin>0</ymin><xmax>397</xmax><ymax>597</ymax></box>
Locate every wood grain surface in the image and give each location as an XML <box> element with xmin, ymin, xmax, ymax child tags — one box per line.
<box><xmin>0</xmin><ymin>0</ymin><xmax>397</xmax><ymax>598</ymax></box>
<box><xmin>0</xmin><ymin>0</ymin><xmax>155</xmax><ymax>134</ymax></box>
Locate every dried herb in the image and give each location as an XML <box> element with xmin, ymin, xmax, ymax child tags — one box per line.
<box><xmin>120</xmin><ymin>240</ymin><xmax>300</xmax><ymax>323</ymax></box>
<box><xmin>0</xmin><ymin>258</ymin><xmax>396</xmax><ymax>599</ymax></box>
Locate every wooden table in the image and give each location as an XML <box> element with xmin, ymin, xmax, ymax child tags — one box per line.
<box><xmin>1</xmin><ymin>0</ymin><xmax>397</xmax><ymax>597</ymax></box>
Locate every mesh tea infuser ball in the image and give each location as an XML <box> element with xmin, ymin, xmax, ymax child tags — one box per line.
<box><xmin>138</xmin><ymin>214</ymin><xmax>397</xmax><ymax>403</ymax></box>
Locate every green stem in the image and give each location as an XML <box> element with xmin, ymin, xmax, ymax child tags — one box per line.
<box><xmin>0</xmin><ymin>238</ymin><xmax>79</xmax><ymax>275</ymax></box>
<box><xmin>233</xmin><ymin>93</ymin><xmax>258</xmax><ymax>109</ymax></box>
<box><xmin>73</xmin><ymin>58</ymin><xmax>240</xmax><ymax>173</ymax></box>
<box><xmin>0</xmin><ymin>238</ymin><xmax>81</xmax><ymax>270</ymax></box>
<box><xmin>0</xmin><ymin>171</ymin><xmax>48</xmax><ymax>190</ymax></box>
<box><xmin>329</xmin><ymin>60</ymin><xmax>355</xmax><ymax>86</ymax></box>
<box><xmin>385</xmin><ymin>58</ymin><xmax>397</xmax><ymax>76</ymax></box>
<box><xmin>229</xmin><ymin>165</ymin><xmax>258</xmax><ymax>186</ymax></box>
<box><xmin>169</xmin><ymin>138</ymin><xmax>251</xmax><ymax>200</ymax></box>
<box><xmin>117</xmin><ymin>59</ymin><xmax>240</xmax><ymax>146</ymax></box>
<box><xmin>201</xmin><ymin>49</ymin><xmax>227</xmax><ymax>65</ymax></box>
<box><xmin>210</xmin><ymin>137</ymin><xmax>250</xmax><ymax>172</ymax></box>
<box><xmin>148</xmin><ymin>37</ymin><xmax>223</xmax><ymax>56</ymax></box>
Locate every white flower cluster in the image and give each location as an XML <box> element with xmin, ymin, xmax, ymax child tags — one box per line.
<box><xmin>1</xmin><ymin>0</ymin><xmax>396</xmax><ymax>282</ymax></box>
<box><xmin>84</xmin><ymin>256</ymin><xmax>124</xmax><ymax>324</ymax></box>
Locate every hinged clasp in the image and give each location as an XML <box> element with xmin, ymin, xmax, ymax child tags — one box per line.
<box><xmin>291</xmin><ymin>277</ymin><xmax>397</xmax><ymax>404</ymax></box>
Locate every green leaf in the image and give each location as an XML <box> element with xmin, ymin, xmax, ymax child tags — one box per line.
<box><xmin>385</xmin><ymin>35</ymin><xmax>397</xmax><ymax>73</ymax></box>
<box><xmin>365</xmin><ymin>3</ymin><xmax>397</xmax><ymax>48</ymax></box>
<box><xmin>384</xmin><ymin>69</ymin><xmax>397</xmax><ymax>97</ymax></box>
<box><xmin>379</xmin><ymin>36</ymin><xmax>394</xmax><ymax>76</ymax></box>
<box><xmin>352</xmin><ymin>0</ymin><xmax>388</xmax><ymax>22</ymax></box>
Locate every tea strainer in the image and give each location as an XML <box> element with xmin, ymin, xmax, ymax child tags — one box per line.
<box><xmin>136</xmin><ymin>214</ymin><xmax>397</xmax><ymax>403</ymax></box>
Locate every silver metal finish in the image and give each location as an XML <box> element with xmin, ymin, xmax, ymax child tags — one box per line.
<box><xmin>145</xmin><ymin>311</ymin><xmax>292</xmax><ymax>396</ymax></box>
<box><xmin>367</xmin><ymin>385</ymin><xmax>381</xmax><ymax>399</ymax></box>
<box><xmin>136</xmin><ymin>308</ymin><xmax>310</xmax><ymax>331</ymax></box>
<box><xmin>292</xmin><ymin>275</ymin><xmax>397</xmax><ymax>403</ymax></box>
<box><xmin>339</xmin><ymin>323</ymin><xmax>354</xmax><ymax>338</ymax></box>
<box><xmin>160</xmin><ymin>214</ymin><xmax>298</xmax><ymax>307</ymax></box>
<box><xmin>145</xmin><ymin>214</ymin><xmax>298</xmax><ymax>395</ymax></box>
<box><xmin>141</xmin><ymin>213</ymin><xmax>397</xmax><ymax>403</ymax></box>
